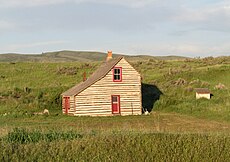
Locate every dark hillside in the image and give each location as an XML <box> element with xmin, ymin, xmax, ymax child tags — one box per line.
<box><xmin>0</xmin><ymin>51</ymin><xmax>109</xmax><ymax>62</ymax></box>
<box><xmin>0</xmin><ymin>50</ymin><xmax>189</xmax><ymax>62</ymax></box>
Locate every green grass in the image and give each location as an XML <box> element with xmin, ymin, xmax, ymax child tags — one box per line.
<box><xmin>1</xmin><ymin>56</ymin><xmax>230</xmax><ymax>161</ymax></box>
<box><xmin>0</xmin><ymin>62</ymin><xmax>99</xmax><ymax>90</ymax></box>
<box><xmin>1</xmin><ymin>130</ymin><xmax>230</xmax><ymax>161</ymax></box>
<box><xmin>0</xmin><ymin>57</ymin><xmax>230</xmax><ymax>119</ymax></box>
<box><xmin>0</xmin><ymin>62</ymin><xmax>99</xmax><ymax>113</ymax></box>
<box><xmin>4</xmin><ymin>128</ymin><xmax>83</xmax><ymax>144</ymax></box>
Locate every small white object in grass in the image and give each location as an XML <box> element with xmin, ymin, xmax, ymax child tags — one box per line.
<box><xmin>144</xmin><ymin>109</ymin><xmax>150</xmax><ymax>115</ymax></box>
<box><xmin>43</xmin><ymin>109</ymin><xmax>49</xmax><ymax>115</ymax></box>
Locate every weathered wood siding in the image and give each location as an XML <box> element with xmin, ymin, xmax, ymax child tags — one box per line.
<box><xmin>196</xmin><ymin>93</ymin><xmax>210</xmax><ymax>100</ymax></box>
<box><xmin>74</xmin><ymin>58</ymin><xmax>142</xmax><ymax>116</ymax></box>
<box><xmin>62</xmin><ymin>96</ymin><xmax>75</xmax><ymax>114</ymax></box>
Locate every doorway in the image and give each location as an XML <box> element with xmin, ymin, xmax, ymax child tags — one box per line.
<box><xmin>111</xmin><ymin>95</ymin><xmax>120</xmax><ymax>114</ymax></box>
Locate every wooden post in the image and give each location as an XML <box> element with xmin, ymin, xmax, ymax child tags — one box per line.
<box><xmin>83</xmin><ymin>72</ymin><xmax>86</xmax><ymax>82</ymax></box>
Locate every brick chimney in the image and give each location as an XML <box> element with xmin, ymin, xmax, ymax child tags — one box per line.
<box><xmin>106</xmin><ymin>50</ymin><xmax>112</xmax><ymax>62</ymax></box>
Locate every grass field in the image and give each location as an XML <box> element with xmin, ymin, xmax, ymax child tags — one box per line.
<box><xmin>1</xmin><ymin>130</ymin><xmax>230</xmax><ymax>161</ymax></box>
<box><xmin>1</xmin><ymin>113</ymin><xmax>230</xmax><ymax>161</ymax></box>
<box><xmin>0</xmin><ymin>55</ymin><xmax>230</xmax><ymax>161</ymax></box>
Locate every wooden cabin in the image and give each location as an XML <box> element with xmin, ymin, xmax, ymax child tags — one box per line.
<box><xmin>195</xmin><ymin>88</ymin><xmax>211</xmax><ymax>99</ymax></box>
<box><xmin>61</xmin><ymin>51</ymin><xmax>142</xmax><ymax>116</ymax></box>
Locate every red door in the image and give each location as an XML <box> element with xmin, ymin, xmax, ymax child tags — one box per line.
<box><xmin>64</xmin><ymin>97</ymin><xmax>70</xmax><ymax>114</ymax></box>
<box><xmin>111</xmin><ymin>95</ymin><xmax>120</xmax><ymax>114</ymax></box>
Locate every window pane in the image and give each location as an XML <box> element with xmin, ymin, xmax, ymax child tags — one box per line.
<box><xmin>114</xmin><ymin>68</ymin><xmax>120</xmax><ymax>74</ymax></box>
<box><xmin>117</xmin><ymin>69</ymin><xmax>120</xmax><ymax>74</ymax></box>
<box><xmin>114</xmin><ymin>75</ymin><xmax>119</xmax><ymax>80</ymax></box>
<box><xmin>112</xmin><ymin>96</ymin><xmax>117</xmax><ymax>102</ymax></box>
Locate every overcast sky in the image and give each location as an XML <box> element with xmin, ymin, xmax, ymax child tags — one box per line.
<box><xmin>0</xmin><ymin>0</ymin><xmax>230</xmax><ymax>57</ymax></box>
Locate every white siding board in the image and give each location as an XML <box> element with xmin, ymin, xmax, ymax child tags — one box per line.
<box><xmin>196</xmin><ymin>93</ymin><xmax>211</xmax><ymax>99</ymax></box>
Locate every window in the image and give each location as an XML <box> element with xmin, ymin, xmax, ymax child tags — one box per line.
<box><xmin>113</xmin><ymin>67</ymin><xmax>122</xmax><ymax>82</ymax></box>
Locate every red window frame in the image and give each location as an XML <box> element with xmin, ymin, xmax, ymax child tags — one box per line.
<box><xmin>113</xmin><ymin>67</ymin><xmax>122</xmax><ymax>82</ymax></box>
<box><xmin>111</xmin><ymin>95</ymin><xmax>120</xmax><ymax>114</ymax></box>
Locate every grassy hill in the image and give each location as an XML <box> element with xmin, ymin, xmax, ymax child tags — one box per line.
<box><xmin>0</xmin><ymin>55</ymin><xmax>230</xmax><ymax>161</ymax></box>
<box><xmin>0</xmin><ymin>55</ymin><xmax>229</xmax><ymax>119</ymax></box>
<box><xmin>0</xmin><ymin>50</ymin><xmax>189</xmax><ymax>62</ymax></box>
<box><xmin>0</xmin><ymin>51</ymin><xmax>108</xmax><ymax>62</ymax></box>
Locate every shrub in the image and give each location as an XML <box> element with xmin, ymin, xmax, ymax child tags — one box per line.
<box><xmin>56</xmin><ymin>67</ymin><xmax>78</xmax><ymax>75</ymax></box>
<box><xmin>214</xmin><ymin>83</ymin><xmax>226</xmax><ymax>90</ymax></box>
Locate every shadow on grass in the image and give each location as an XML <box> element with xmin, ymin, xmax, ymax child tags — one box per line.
<box><xmin>142</xmin><ymin>83</ymin><xmax>163</xmax><ymax>113</ymax></box>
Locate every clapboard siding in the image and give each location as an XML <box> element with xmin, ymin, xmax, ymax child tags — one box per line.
<box><xmin>74</xmin><ymin>58</ymin><xmax>142</xmax><ymax>116</ymax></box>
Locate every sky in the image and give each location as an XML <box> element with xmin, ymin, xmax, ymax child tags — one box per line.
<box><xmin>0</xmin><ymin>0</ymin><xmax>230</xmax><ymax>57</ymax></box>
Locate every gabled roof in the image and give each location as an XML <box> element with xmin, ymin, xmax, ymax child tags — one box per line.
<box><xmin>62</xmin><ymin>57</ymin><xmax>123</xmax><ymax>96</ymax></box>
<box><xmin>195</xmin><ymin>88</ymin><xmax>211</xmax><ymax>94</ymax></box>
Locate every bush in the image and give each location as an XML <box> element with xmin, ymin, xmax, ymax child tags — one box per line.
<box><xmin>56</xmin><ymin>67</ymin><xmax>78</xmax><ymax>75</ymax></box>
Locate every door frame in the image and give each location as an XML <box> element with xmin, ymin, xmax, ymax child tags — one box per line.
<box><xmin>64</xmin><ymin>97</ymin><xmax>70</xmax><ymax>114</ymax></box>
<box><xmin>111</xmin><ymin>95</ymin><xmax>120</xmax><ymax>114</ymax></box>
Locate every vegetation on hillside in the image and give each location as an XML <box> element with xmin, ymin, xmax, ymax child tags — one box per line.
<box><xmin>133</xmin><ymin>56</ymin><xmax>230</xmax><ymax>120</ymax></box>
<box><xmin>0</xmin><ymin>56</ymin><xmax>230</xmax><ymax>118</ymax></box>
<box><xmin>0</xmin><ymin>50</ymin><xmax>189</xmax><ymax>62</ymax></box>
<box><xmin>0</xmin><ymin>55</ymin><xmax>230</xmax><ymax>161</ymax></box>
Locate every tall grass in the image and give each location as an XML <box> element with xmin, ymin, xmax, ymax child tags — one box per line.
<box><xmin>1</xmin><ymin>131</ymin><xmax>230</xmax><ymax>161</ymax></box>
<box><xmin>4</xmin><ymin>128</ymin><xmax>83</xmax><ymax>144</ymax></box>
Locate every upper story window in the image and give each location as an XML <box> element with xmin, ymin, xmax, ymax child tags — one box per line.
<box><xmin>113</xmin><ymin>67</ymin><xmax>122</xmax><ymax>82</ymax></box>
